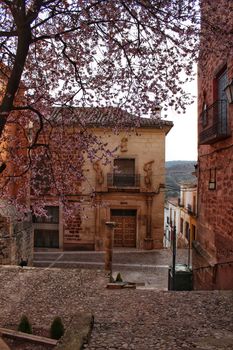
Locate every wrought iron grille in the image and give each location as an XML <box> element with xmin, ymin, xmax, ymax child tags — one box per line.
<box><xmin>199</xmin><ymin>100</ymin><xmax>230</xmax><ymax>144</ymax></box>
<box><xmin>187</xmin><ymin>204</ymin><xmax>192</xmax><ymax>214</ymax></box>
<box><xmin>107</xmin><ymin>173</ymin><xmax>140</xmax><ymax>187</ymax></box>
<box><xmin>178</xmin><ymin>198</ymin><xmax>184</xmax><ymax>207</ymax></box>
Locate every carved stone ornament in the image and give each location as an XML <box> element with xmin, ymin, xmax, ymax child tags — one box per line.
<box><xmin>120</xmin><ymin>137</ymin><xmax>128</xmax><ymax>152</ymax></box>
<box><xmin>143</xmin><ymin>160</ymin><xmax>154</xmax><ymax>187</ymax></box>
<box><xmin>93</xmin><ymin>161</ymin><xmax>104</xmax><ymax>185</ymax></box>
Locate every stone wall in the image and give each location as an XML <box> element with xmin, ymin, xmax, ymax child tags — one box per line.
<box><xmin>193</xmin><ymin>243</ymin><xmax>233</xmax><ymax>290</ymax></box>
<box><xmin>81</xmin><ymin>128</ymin><xmax>167</xmax><ymax>251</ymax></box>
<box><xmin>0</xmin><ymin>215</ymin><xmax>33</xmax><ymax>266</ymax></box>
<box><xmin>32</xmin><ymin>123</ymin><xmax>172</xmax><ymax>251</ymax></box>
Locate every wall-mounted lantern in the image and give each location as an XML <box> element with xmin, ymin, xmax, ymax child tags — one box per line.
<box><xmin>224</xmin><ymin>79</ymin><xmax>233</xmax><ymax>104</ymax></box>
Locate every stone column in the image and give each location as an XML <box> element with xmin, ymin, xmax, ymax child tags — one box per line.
<box><xmin>144</xmin><ymin>195</ymin><xmax>153</xmax><ymax>250</ymax></box>
<box><xmin>105</xmin><ymin>221</ymin><xmax>117</xmax><ymax>279</ymax></box>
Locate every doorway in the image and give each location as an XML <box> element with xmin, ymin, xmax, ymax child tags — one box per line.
<box><xmin>110</xmin><ymin>209</ymin><xmax>137</xmax><ymax>247</ymax></box>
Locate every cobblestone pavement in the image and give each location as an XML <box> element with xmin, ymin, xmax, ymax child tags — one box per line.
<box><xmin>34</xmin><ymin>249</ymin><xmax>192</xmax><ymax>290</ymax></box>
<box><xmin>0</xmin><ymin>266</ymin><xmax>233</xmax><ymax>350</ymax></box>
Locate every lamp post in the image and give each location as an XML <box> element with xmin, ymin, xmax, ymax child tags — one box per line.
<box><xmin>105</xmin><ymin>221</ymin><xmax>117</xmax><ymax>282</ymax></box>
<box><xmin>172</xmin><ymin>225</ymin><xmax>176</xmax><ymax>290</ymax></box>
<box><xmin>188</xmin><ymin>227</ymin><xmax>191</xmax><ymax>268</ymax></box>
<box><xmin>224</xmin><ymin>79</ymin><xmax>233</xmax><ymax>104</ymax></box>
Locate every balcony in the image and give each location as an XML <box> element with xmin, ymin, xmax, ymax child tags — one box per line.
<box><xmin>187</xmin><ymin>204</ymin><xmax>196</xmax><ymax>216</ymax></box>
<box><xmin>199</xmin><ymin>100</ymin><xmax>230</xmax><ymax>145</ymax></box>
<box><xmin>107</xmin><ymin>173</ymin><xmax>140</xmax><ymax>189</ymax></box>
<box><xmin>178</xmin><ymin>198</ymin><xmax>184</xmax><ymax>207</ymax></box>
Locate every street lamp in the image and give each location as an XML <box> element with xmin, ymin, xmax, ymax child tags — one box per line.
<box><xmin>224</xmin><ymin>79</ymin><xmax>233</xmax><ymax>104</ymax></box>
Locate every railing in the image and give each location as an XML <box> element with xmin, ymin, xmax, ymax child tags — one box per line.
<box><xmin>186</xmin><ymin>204</ymin><xmax>197</xmax><ymax>216</ymax></box>
<box><xmin>187</xmin><ymin>204</ymin><xmax>192</xmax><ymax>214</ymax></box>
<box><xmin>199</xmin><ymin>100</ymin><xmax>230</xmax><ymax>144</ymax></box>
<box><xmin>107</xmin><ymin>173</ymin><xmax>140</xmax><ymax>187</ymax></box>
<box><xmin>193</xmin><ymin>260</ymin><xmax>233</xmax><ymax>272</ymax></box>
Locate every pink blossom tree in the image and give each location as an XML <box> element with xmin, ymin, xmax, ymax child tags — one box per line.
<box><xmin>0</xmin><ymin>0</ymin><xmax>214</xmax><ymax>215</ymax></box>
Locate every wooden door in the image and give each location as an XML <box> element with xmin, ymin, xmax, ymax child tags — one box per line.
<box><xmin>34</xmin><ymin>229</ymin><xmax>59</xmax><ymax>248</ymax></box>
<box><xmin>123</xmin><ymin>215</ymin><xmax>136</xmax><ymax>247</ymax></box>
<box><xmin>111</xmin><ymin>209</ymin><xmax>136</xmax><ymax>247</ymax></box>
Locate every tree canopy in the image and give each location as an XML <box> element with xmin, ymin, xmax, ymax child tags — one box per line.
<box><xmin>1</xmin><ymin>0</ymin><xmax>200</xmax><ymax>122</ymax></box>
<box><xmin>0</xmin><ymin>0</ymin><xmax>231</xmax><ymax>215</ymax></box>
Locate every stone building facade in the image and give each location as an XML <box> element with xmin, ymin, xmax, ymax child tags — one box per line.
<box><xmin>0</xmin><ymin>215</ymin><xmax>33</xmax><ymax>265</ymax></box>
<box><xmin>33</xmin><ymin>109</ymin><xmax>173</xmax><ymax>251</ymax></box>
<box><xmin>193</xmin><ymin>0</ymin><xmax>233</xmax><ymax>289</ymax></box>
<box><xmin>178</xmin><ymin>185</ymin><xmax>197</xmax><ymax>249</ymax></box>
<box><xmin>0</xmin><ymin>65</ymin><xmax>34</xmax><ymax>266</ymax></box>
<box><xmin>165</xmin><ymin>184</ymin><xmax>197</xmax><ymax>250</ymax></box>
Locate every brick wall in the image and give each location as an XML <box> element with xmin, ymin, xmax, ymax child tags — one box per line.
<box><xmin>64</xmin><ymin>212</ymin><xmax>82</xmax><ymax>247</ymax></box>
<box><xmin>194</xmin><ymin>0</ymin><xmax>233</xmax><ymax>289</ymax></box>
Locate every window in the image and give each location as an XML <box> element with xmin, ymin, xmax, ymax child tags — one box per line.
<box><xmin>216</xmin><ymin>69</ymin><xmax>228</xmax><ymax>134</ymax></box>
<box><xmin>187</xmin><ymin>204</ymin><xmax>192</xmax><ymax>214</ymax></box>
<box><xmin>199</xmin><ymin>68</ymin><xmax>230</xmax><ymax>145</ymax></box>
<box><xmin>217</xmin><ymin>69</ymin><xmax>228</xmax><ymax>101</ymax></box>
<box><xmin>170</xmin><ymin>208</ymin><xmax>172</xmax><ymax>226</ymax></box>
<box><xmin>33</xmin><ymin>206</ymin><xmax>59</xmax><ymax>224</ymax></box>
<box><xmin>192</xmin><ymin>224</ymin><xmax>196</xmax><ymax>241</ymax></box>
<box><xmin>193</xmin><ymin>195</ymin><xmax>196</xmax><ymax>215</ymax></box>
<box><xmin>113</xmin><ymin>158</ymin><xmax>135</xmax><ymax>186</ymax></box>
<box><xmin>202</xmin><ymin>102</ymin><xmax>208</xmax><ymax>127</ymax></box>
<box><xmin>180</xmin><ymin>218</ymin><xmax>184</xmax><ymax>234</ymax></box>
<box><xmin>209</xmin><ymin>168</ymin><xmax>216</xmax><ymax>190</ymax></box>
<box><xmin>185</xmin><ymin>221</ymin><xmax>189</xmax><ymax>240</ymax></box>
<box><xmin>34</xmin><ymin>229</ymin><xmax>59</xmax><ymax>248</ymax></box>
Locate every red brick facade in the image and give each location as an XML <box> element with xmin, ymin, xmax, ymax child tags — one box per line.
<box><xmin>193</xmin><ymin>0</ymin><xmax>233</xmax><ymax>289</ymax></box>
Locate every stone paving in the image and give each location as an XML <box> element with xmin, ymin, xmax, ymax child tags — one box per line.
<box><xmin>34</xmin><ymin>248</ymin><xmax>192</xmax><ymax>290</ymax></box>
<box><xmin>0</xmin><ymin>265</ymin><xmax>233</xmax><ymax>350</ymax></box>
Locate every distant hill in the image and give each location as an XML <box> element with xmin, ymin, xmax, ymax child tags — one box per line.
<box><xmin>165</xmin><ymin>160</ymin><xmax>197</xmax><ymax>199</ymax></box>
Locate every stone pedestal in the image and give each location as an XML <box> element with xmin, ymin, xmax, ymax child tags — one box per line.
<box><xmin>104</xmin><ymin>222</ymin><xmax>117</xmax><ymax>273</ymax></box>
<box><xmin>143</xmin><ymin>237</ymin><xmax>153</xmax><ymax>250</ymax></box>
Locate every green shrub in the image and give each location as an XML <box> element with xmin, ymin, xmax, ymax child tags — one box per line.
<box><xmin>109</xmin><ymin>274</ymin><xmax>115</xmax><ymax>283</ymax></box>
<box><xmin>115</xmin><ymin>272</ymin><xmax>123</xmax><ymax>282</ymax></box>
<box><xmin>17</xmin><ymin>315</ymin><xmax>32</xmax><ymax>334</ymax></box>
<box><xmin>50</xmin><ymin>317</ymin><xmax>65</xmax><ymax>340</ymax></box>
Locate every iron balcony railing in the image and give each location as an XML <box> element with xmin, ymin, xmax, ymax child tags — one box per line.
<box><xmin>187</xmin><ymin>204</ymin><xmax>197</xmax><ymax>216</ymax></box>
<box><xmin>107</xmin><ymin>173</ymin><xmax>140</xmax><ymax>188</ymax></box>
<box><xmin>199</xmin><ymin>100</ymin><xmax>230</xmax><ymax>144</ymax></box>
<box><xmin>187</xmin><ymin>204</ymin><xmax>192</xmax><ymax>214</ymax></box>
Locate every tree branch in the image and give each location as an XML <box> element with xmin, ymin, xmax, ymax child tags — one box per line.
<box><xmin>12</xmin><ymin>105</ymin><xmax>44</xmax><ymax>148</ymax></box>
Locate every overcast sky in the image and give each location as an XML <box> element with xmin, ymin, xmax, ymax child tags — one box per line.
<box><xmin>165</xmin><ymin>77</ymin><xmax>197</xmax><ymax>162</ymax></box>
